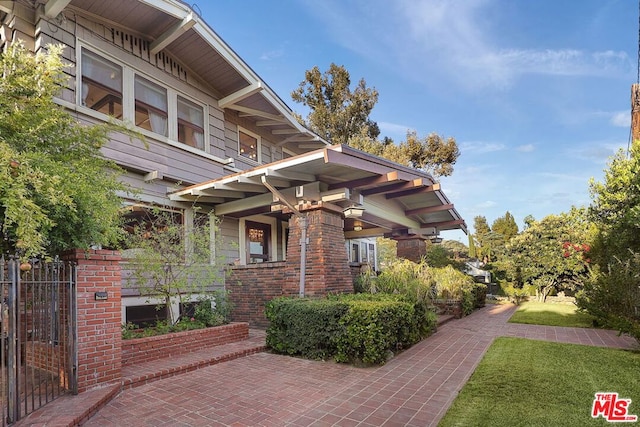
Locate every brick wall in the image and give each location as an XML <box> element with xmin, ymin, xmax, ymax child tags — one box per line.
<box><xmin>229</xmin><ymin>207</ymin><xmax>353</xmax><ymax>327</ymax></box>
<box><xmin>396</xmin><ymin>237</ymin><xmax>428</xmax><ymax>263</ymax></box>
<box><xmin>228</xmin><ymin>262</ymin><xmax>289</xmax><ymax>328</ymax></box>
<box><xmin>62</xmin><ymin>249</ymin><xmax>122</xmax><ymax>393</ymax></box>
<box><xmin>286</xmin><ymin>208</ymin><xmax>352</xmax><ymax>296</ymax></box>
<box><xmin>121</xmin><ymin>322</ymin><xmax>248</xmax><ymax>366</ymax></box>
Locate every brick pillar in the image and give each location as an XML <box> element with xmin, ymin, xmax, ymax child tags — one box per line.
<box><xmin>396</xmin><ymin>237</ymin><xmax>428</xmax><ymax>263</ymax></box>
<box><xmin>285</xmin><ymin>207</ymin><xmax>352</xmax><ymax>297</ymax></box>
<box><xmin>62</xmin><ymin>249</ymin><xmax>122</xmax><ymax>393</ymax></box>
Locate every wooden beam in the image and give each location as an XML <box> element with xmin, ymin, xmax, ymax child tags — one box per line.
<box><xmin>362</xmin><ymin>178</ymin><xmax>426</xmax><ymax>196</ymax></box>
<box><xmin>344</xmin><ymin>227</ymin><xmax>387</xmax><ymax>239</ymax></box>
<box><xmin>214</xmin><ymin>193</ymin><xmax>274</xmax><ymax>216</ymax></box>
<box><xmin>324</xmin><ymin>149</ymin><xmax>416</xmax><ymax>182</ymax></box>
<box><xmin>256</xmin><ymin>119</ymin><xmax>285</xmax><ymax>126</ymax></box>
<box><xmin>328</xmin><ymin>171</ymin><xmax>398</xmax><ymax>191</ymax></box>
<box><xmin>150</xmin><ymin>13</ymin><xmax>196</xmax><ymax>55</ymax></box>
<box><xmin>265</xmin><ymin>168</ymin><xmax>316</xmax><ymax>182</ymax></box>
<box><xmin>44</xmin><ymin>0</ymin><xmax>71</xmax><ymax>18</ymax></box>
<box><xmin>405</xmin><ymin>203</ymin><xmax>454</xmax><ymax>216</ymax></box>
<box><xmin>386</xmin><ymin>183</ymin><xmax>441</xmax><ymax>199</ymax></box>
<box><xmin>231</xmin><ymin>105</ymin><xmax>286</xmax><ymax>122</ymax></box>
<box><xmin>271</xmin><ymin>129</ymin><xmax>299</xmax><ymax>135</ymax></box>
<box><xmin>218</xmin><ymin>82</ymin><xmax>262</xmax><ymax>108</ymax></box>
<box><xmin>422</xmin><ymin>219</ymin><xmax>465</xmax><ymax>229</ymax></box>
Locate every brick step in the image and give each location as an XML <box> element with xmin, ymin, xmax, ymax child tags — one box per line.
<box><xmin>122</xmin><ymin>328</ymin><xmax>267</xmax><ymax>389</ymax></box>
<box><xmin>15</xmin><ymin>330</ymin><xmax>267</xmax><ymax>427</ymax></box>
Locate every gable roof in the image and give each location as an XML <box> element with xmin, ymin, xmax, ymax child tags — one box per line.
<box><xmin>61</xmin><ymin>0</ymin><xmax>327</xmax><ymax>150</ymax></box>
<box><xmin>170</xmin><ymin>144</ymin><xmax>467</xmax><ymax>237</ymax></box>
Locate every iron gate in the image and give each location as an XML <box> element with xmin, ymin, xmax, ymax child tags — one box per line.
<box><xmin>0</xmin><ymin>257</ymin><xmax>77</xmax><ymax>425</ymax></box>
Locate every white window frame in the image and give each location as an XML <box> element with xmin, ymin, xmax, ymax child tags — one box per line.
<box><xmin>238</xmin><ymin>215</ymin><xmax>277</xmax><ymax>265</ymax></box>
<box><xmin>237</xmin><ymin>127</ymin><xmax>261</xmax><ymax>163</ymax></box>
<box><xmin>76</xmin><ymin>44</ymin><xmax>210</xmax><ymax>154</ymax></box>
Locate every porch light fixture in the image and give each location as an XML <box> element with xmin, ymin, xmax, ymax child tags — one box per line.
<box><xmin>430</xmin><ymin>235</ymin><xmax>443</xmax><ymax>244</ymax></box>
<box><xmin>353</xmin><ymin>221</ymin><xmax>363</xmax><ymax>232</ymax></box>
<box><xmin>343</xmin><ymin>206</ymin><xmax>364</xmax><ymax>219</ymax></box>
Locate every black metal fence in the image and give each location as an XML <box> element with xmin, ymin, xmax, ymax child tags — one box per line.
<box><xmin>0</xmin><ymin>257</ymin><xmax>77</xmax><ymax>425</ymax></box>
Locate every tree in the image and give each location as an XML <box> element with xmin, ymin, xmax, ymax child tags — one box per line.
<box><xmin>0</xmin><ymin>42</ymin><xmax>132</xmax><ymax>257</ymax></box>
<box><xmin>577</xmin><ymin>140</ymin><xmax>640</xmax><ymax>342</ymax></box>
<box><xmin>292</xmin><ymin>64</ymin><xmax>460</xmax><ymax>178</ymax></box>
<box><xmin>588</xmin><ymin>140</ymin><xmax>640</xmax><ymax>265</ymax></box>
<box><xmin>472</xmin><ymin>216</ymin><xmax>491</xmax><ymax>260</ymax></box>
<box><xmin>491</xmin><ymin>211</ymin><xmax>519</xmax><ymax>242</ymax></box>
<box><xmin>425</xmin><ymin>242</ymin><xmax>465</xmax><ymax>270</ymax></box>
<box><xmin>502</xmin><ymin>210</ymin><xmax>590</xmax><ymax>302</ymax></box>
<box><xmin>468</xmin><ymin>233</ymin><xmax>477</xmax><ymax>258</ymax></box>
<box><xmin>291</xmin><ymin>63</ymin><xmax>379</xmax><ymax>145</ymax></box>
<box><xmin>489</xmin><ymin>211</ymin><xmax>519</xmax><ymax>259</ymax></box>
<box><xmin>379</xmin><ymin>131</ymin><xmax>460</xmax><ymax>178</ymax></box>
<box><xmin>125</xmin><ymin>209</ymin><xmax>223</xmax><ymax>324</ymax></box>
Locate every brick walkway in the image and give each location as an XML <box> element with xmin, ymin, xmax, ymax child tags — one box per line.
<box><xmin>19</xmin><ymin>304</ymin><xmax>638</xmax><ymax>426</ymax></box>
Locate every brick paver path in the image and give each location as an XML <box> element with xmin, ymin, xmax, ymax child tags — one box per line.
<box><xmin>79</xmin><ymin>304</ymin><xmax>636</xmax><ymax>427</ymax></box>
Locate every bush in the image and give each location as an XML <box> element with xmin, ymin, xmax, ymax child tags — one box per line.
<box><xmin>334</xmin><ymin>299</ymin><xmax>412</xmax><ymax>365</ymax></box>
<box><xmin>577</xmin><ymin>254</ymin><xmax>640</xmax><ymax>343</ymax></box>
<box><xmin>265</xmin><ymin>293</ymin><xmax>437</xmax><ymax>365</ymax></box>
<box><xmin>503</xmin><ymin>284</ymin><xmax>533</xmax><ymax>306</ymax></box>
<box><xmin>432</xmin><ymin>265</ymin><xmax>482</xmax><ymax>315</ymax></box>
<box><xmin>265</xmin><ymin>297</ymin><xmax>348</xmax><ymax>360</ymax></box>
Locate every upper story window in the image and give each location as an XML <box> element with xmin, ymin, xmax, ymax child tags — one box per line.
<box><xmin>238</xmin><ymin>129</ymin><xmax>260</xmax><ymax>162</ymax></box>
<box><xmin>177</xmin><ymin>96</ymin><xmax>204</xmax><ymax>150</ymax></box>
<box><xmin>81</xmin><ymin>50</ymin><xmax>122</xmax><ymax>118</ymax></box>
<box><xmin>135</xmin><ymin>76</ymin><xmax>168</xmax><ymax>136</ymax></box>
<box><xmin>78</xmin><ymin>47</ymin><xmax>208</xmax><ymax>152</ymax></box>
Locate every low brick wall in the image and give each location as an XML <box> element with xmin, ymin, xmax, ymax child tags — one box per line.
<box><xmin>433</xmin><ymin>299</ymin><xmax>463</xmax><ymax>318</ymax></box>
<box><xmin>121</xmin><ymin>322</ymin><xmax>249</xmax><ymax>367</ymax></box>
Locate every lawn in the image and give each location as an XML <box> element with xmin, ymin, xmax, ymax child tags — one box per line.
<box><xmin>439</xmin><ymin>337</ymin><xmax>640</xmax><ymax>426</ymax></box>
<box><xmin>508</xmin><ymin>301</ymin><xmax>596</xmax><ymax>328</ymax></box>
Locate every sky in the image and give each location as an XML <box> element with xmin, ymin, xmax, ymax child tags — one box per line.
<box><xmin>197</xmin><ymin>0</ymin><xmax>637</xmax><ymax>243</ymax></box>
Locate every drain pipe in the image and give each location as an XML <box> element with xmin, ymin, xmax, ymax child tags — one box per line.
<box><xmin>261</xmin><ymin>177</ymin><xmax>307</xmax><ymax>297</ymax></box>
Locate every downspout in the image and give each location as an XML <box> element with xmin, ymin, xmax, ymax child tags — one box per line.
<box><xmin>261</xmin><ymin>176</ymin><xmax>307</xmax><ymax>297</ymax></box>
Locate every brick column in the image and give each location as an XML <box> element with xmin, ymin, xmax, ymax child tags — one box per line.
<box><xmin>285</xmin><ymin>207</ymin><xmax>352</xmax><ymax>296</ymax></box>
<box><xmin>396</xmin><ymin>237</ymin><xmax>428</xmax><ymax>263</ymax></box>
<box><xmin>62</xmin><ymin>249</ymin><xmax>122</xmax><ymax>393</ymax></box>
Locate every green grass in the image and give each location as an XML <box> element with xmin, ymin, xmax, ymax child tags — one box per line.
<box><xmin>439</xmin><ymin>337</ymin><xmax>640</xmax><ymax>427</ymax></box>
<box><xmin>508</xmin><ymin>301</ymin><xmax>596</xmax><ymax>328</ymax></box>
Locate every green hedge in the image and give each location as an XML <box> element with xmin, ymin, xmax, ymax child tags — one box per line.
<box><xmin>265</xmin><ymin>293</ymin><xmax>436</xmax><ymax>365</ymax></box>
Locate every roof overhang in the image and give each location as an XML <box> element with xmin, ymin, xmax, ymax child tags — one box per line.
<box><xmin>169</xmin><ymin>144</ymin><xmax>467</xmax><ymax>237</ymax></box>
<box><xmin>63</xmin><ymin>0</ymin><xmax>328</xmax><ymax>154</ymax></box>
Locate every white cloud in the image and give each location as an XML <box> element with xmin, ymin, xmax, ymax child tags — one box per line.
<box><xmin>260</xmin><ymin>49</ymin><xmax>284</xmax><ymax>61</ymax></box>
<box><xmin>460</xmin><ymin>141</ymin><xmax>506</xmax><ymax>153</ymax></box>
<box><xmin>516</xmin><ymin>144</ymin><xmax>534</xmax><ymax>152</ymax></box>
<box><xmin>321</xmin><ymin>0</ymin><xmax>635</xmax><ymax>90</ymax></box>
<box><xmin>476</xmin><ymin>200</ymin><xmax>497</xmax><ymax>209</ymax></box>
<box><xmin>610</xmin><ymin>111</ymin><xmax>630</xmax><ymax>127</ymax></box>
<box><xmin>377</xmin><ymin>121</ymin><xmax>414</xmax><ymax>138</ymax></box>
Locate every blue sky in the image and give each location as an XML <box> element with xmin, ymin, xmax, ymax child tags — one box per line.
<box><xmin>199</xmin><ymin>0</ymin><xmax>636</xmax><ymax>243</ymax></box>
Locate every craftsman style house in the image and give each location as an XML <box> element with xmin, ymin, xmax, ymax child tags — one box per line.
<box><xmin>1</xmin><ymin>0</ymin><xmax>466</xmax><ymax>327</ymax></box>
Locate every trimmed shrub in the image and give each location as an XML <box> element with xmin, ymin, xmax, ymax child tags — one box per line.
<box><xmin>265</xmin><ymin>297</ymin><xmax>348</xmax><ymax>360</ymax></box>
<box><xmin>265</xmin><ymin>293</ymin><xmax>437</xmax><ymax>365</ymax></box>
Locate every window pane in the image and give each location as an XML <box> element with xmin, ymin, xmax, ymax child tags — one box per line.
<box><xmin>177</xmin><ymin>96</ymin><xmax>204</xmax><ymax>149</ymax></box>
<box><xmin>81</xmin><ymin>49</ymin><xmax>123</xmax><ymax>118</ymax></box>
<box><xmin>246</xmin><ymin>221</ymin><xmax>270</xmax><ymax>263</ymax></box>
<box><xmin>135</xmin><ymin>76</ymin><xmax>168</xmax><ymax>136</ymax></box>
<box><xmin>239</xmin><ymin>130</ymin><xmax>258</xmax><ymax>161</ymax></box>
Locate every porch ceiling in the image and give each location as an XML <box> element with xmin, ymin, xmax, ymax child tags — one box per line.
<box><xmin>64</xmin><ymin>0</ymin><xmax>327</xmax><ymax>153</ymax></box>
<box><xmin>169</xmin><ymin>145</ymin><xmax>467</xmax><ymax>237</ymax></box>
